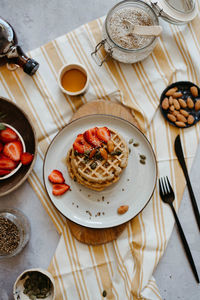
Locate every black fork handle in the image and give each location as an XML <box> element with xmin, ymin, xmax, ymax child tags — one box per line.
<box><xmin>169</xmin><ymin>203</ymin><xmax>199</xmax><ymax>283</ymax></box>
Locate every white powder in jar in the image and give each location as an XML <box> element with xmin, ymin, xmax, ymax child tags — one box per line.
<box><xmin>107</xmin><ymin>7</ymin><xmax>154</xmax><ymax>50</ymax></box>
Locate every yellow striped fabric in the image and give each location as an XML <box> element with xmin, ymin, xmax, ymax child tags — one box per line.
<box><xmin>1</xmin><ymin>6</ymin><xmax>200</xmax><ymax>299</ymax></box>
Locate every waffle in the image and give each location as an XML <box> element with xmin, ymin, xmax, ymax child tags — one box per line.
<box><xmin>66</xmin><ymin>148</ymin><xmax>119</xmax><ymax>191</ymax></box>
<box><xmin>66</xmin><ymin>128</ymin><xmax>129</xmax><ymax>191</ymax></box>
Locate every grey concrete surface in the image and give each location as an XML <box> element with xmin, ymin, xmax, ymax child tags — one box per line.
<box><xmin>0</xmin><ymin>1</ymin><xmax>200</xmax><ymax>299</ymax></box>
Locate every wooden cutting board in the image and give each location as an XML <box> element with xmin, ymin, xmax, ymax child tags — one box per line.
<box><xmin>67</xmin><ymin>100</ymin><xmax>140</xmax><ymax>245</ymax></box>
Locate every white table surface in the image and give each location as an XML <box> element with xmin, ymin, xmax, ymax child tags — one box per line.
<box><xmin>0</xmin><ymin>1</ymin><xmax>200</xmax><ymax>299</ymax></box>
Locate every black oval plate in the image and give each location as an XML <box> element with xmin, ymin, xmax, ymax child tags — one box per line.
<box><xmin>160</xmin><ymin>81</ymin><xmax>200</xmax><ymax>128</ymax></box>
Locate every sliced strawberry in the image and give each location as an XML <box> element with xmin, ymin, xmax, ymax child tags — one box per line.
<box><xmin>48</xmin><ymin>169</ymin><xmax>65</xmax><ymax>184</ymax></box>
<box><xmin>96</xmin><ymin>127</ymin><xmax>111</xmax><ymax>143</ymax></box>
<box><xmin>73</xmin><ymin>134</ymin><xmax>93</xmax><ymax>154</ymax></box>
<box><xmin>0</xmin><ymin>142</ymin><xmax>3</xmax><ymax>152</ymax></box>
<box><xmin>83</xmin><ymin>127</ymin><xmax>102</xmax><ymax>147</ymax></box>
<box><xmin>0</xmin><ymin>156</ymin><xmax>17</xmax><ymax>170</ymax></box>
<box><xmin>52</xmin><ymin>183</ymin><xmax>70</xmax><ymax>196</ymax></box>
<box><xmin>0</xmin><ymin>169</ymin><xmax>11</xmax><ymax>176</ymax></box>
<box><xmin>3</xmin><ymin>140</ymin><xmax>23</xmax><ymax>162</ymax></box>
<box><xmin>0</xmin><ymin>127</ymin><xmax>18</xmax><ymax>143</ymax></box>
<box><xmin>20</xmin><ymin>152</ymin><xmax>34</xmax><ymax>165</ymax></box>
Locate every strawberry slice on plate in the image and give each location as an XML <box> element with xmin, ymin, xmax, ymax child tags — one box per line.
<box><xmin>48</xmin><ymin>170</ymin><xmax>65</xmax><ymax>184</ymax></box>
<box><xmin>3</xmin><ymin>140</ymin><xmax>23</xmax><ymax>162</ymax></box>
<box><xmin>73</xmin><ymin>134</ymin><xmax>93</xmax><ymax>154</ymax></box>
<box><xmin>84</xmin><ymin>127</ymin><xmax>102</xmax><ymax>147</ymax></box>
<box><xmin>0</xmin><ymin>155</ymin><xmax>17</xmax><ymax>170</ymax></box>
<box><xmin>21</xmin><ymin>152</ymin><xmax>34</xmax><ymax>165</ymax></box>
<box><xmin>0</xmin><ymin>127</ymin><xmax>18</xmax><ymax>143</ymax></box>
<box><xmin>96</xmin><ymin>127</ymin><xmax>111</xmax><ymax>143</ymax></box>
<box><xmin>52</xmin><ymin>183</ymin><xmax>70</xmax><ymax>196</ymax></box>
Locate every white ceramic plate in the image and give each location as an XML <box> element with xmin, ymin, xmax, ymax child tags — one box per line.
<box><xmin>43</xmin><ymin>115</ymin><xmax>157</xmax><ymax>228</ymax></box>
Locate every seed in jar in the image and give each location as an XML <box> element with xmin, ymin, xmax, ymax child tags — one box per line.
<box><xmin>172</xmin><ymin>110</ymin><xmax>179</xmax><ymax>117</ymax></box>
<box><xmin>187</xmin><ymin>97</ymin><xmax>194</xmax><ymax>109</ymax></box>
<box><xmin>165</xmin><ymin>87</ymin><xmax>178</xmax><ymax>96</ymax></box>
<box><xmin>167</xmin><ymin>113</ymin><xmax>176</xmax><ymax>122</ymax></box>
<box><xmin>178</xmin><ymin>98</ymin><xmax>187</xmax><ymax>108</ymax></box>
<box><xmin>176</xmin><ymin>113</ymin><xmax>187</xmax><ymax>123</ymax></box>
<box><xmin>173</xmin><ymin>92</ymin><xmax>183</xmax><ymax>98</ymax></box>
<box><xmin>173</xmin><ymin>99</ymin><xmax>180</xmax><ymax>110</ymax></box>
<box><xmin>180</xmin><ymin>109</ymin><xmax>189</xmax><ymax>117</ymax></box>
<box><xmin>195</xmin><ymin>99</ymin><xmax>200</xmax><ymax>111</ymax></box>
<box><xmin>190</xmin><ymin>86</ymin><xmax>198</xmax><ymax>97</ymax></box>
<box><xmin>169</xmin><ymin>96</ymin><xmax>174</xmax><ymax>105</ymax></box>
<box><xmin>187</xmin><ymin>114</ymin><xmax>195</xmax><ymax>125</ymax></box>
<box><xmin>161</xmin><ymin>98</ymin><xmax>169</xmax><ymax>110</ymax></box>
<box><xmin>175</xmin><ymin>121</ymin><xmax>186</xmax><ymax>127</ymax></box>
<box><xmin>169</xmin><ymin>105</ymin><xmax>175</xmax><ymax>112</ymax></box>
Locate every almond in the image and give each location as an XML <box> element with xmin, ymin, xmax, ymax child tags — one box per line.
<box><xmin>165</xmin><ymin>87</ymin><xmax>178</xmax><ymax>96</ymax></box>
<box><xmin>175</xmin><ymin>121</ymin><xmax>186</xmax><ymax>128</ymax></box>
<box><xmin>173</xmin><ymin>99</ymin><xmax>180</xmax><ymax>110</ymax></box>
<box><xmin>195</xmin><ymin>99</ymin><xmax>200</xmax><ymax>111</ymax></box>
<box><xmin>180</xmin><ymin>109</ymin><xmax>189</xmax><ymax>117</ymax></box>
<box><xmin>190</xmin><ymin>86</ymin><xmax>198</xmax><ymax>97</ymax></box>
<box><xmin>187</xmin><ymin>97</ymin><xmax>194</xmax><ymax>109</ymax></box>
<box><xmin>173</xmin><ymin>92</ymin><xmax>183</xmax><ymax>98</ymax></box>
<box><xmin>169</xmin><ymin>105</ymin><xmax>175</xmax><ymax>112</ymax></box>
<box><xmin>167</xmin><ymin>113</ymin><xmax>176</xmax><ymax>122</ymax></box>
<box><xmin>107</xmin><ymin>140</ymin><xmax>114</xmax><ymax>153</ymax></box>
<box><xmin>161</xmin><ymin>98</ymin><xmax>169</xmax><ymax>110</ymax></box>
<box><xmin>172</xmin><ymin>110</ymin><xmax>179</xmax><ymax>117</ymax></box>
<box><xmin>100</xmin><ymin>148</ymin><xmax>108</xmax><ymax>160</ymax></box>
<box><xmin>117</xmin><ymin>205</ymin><xmax>129</xmax><ymax>215</ymax></box>
<box><xmin>178</xmin><ymin>98</ymin><xmax>187</xmax><ymax>108</ymax></box>
<box><xmin>177</xmin><ymin>113</ymin><xmax>187</xmax><ymax>123</ymax></box>
<box><xmin>187</xmin><ymin>115</ymin><xmax>195</xmax><ymax>125</ymax></box>
<box><xmin>89</xmin><ymin>149</ymin><xmax>96</xmax><ymax>159</ymax></box>
<box><xmin>169</xmin><ymin>96</ymin><xmax>174</xmax><ymax>105</ymax></box>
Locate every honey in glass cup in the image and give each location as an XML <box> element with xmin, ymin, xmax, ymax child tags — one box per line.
<box><xmin>58</xmin><ymin>64</ymin><xmax>89</xmax><ymax>96</ymax></box>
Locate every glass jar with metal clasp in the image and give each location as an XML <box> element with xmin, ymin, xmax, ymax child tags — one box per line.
<box><xmin>91</xmin><ymin>0</ymin><xmax>197</xmax><ymax>66</ymax></box>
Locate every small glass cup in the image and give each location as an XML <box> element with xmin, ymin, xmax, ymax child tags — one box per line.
<box><xmin>0</xmin><ymin>208</ymin><xmax>30</xmax><ymax>259</ymax></box>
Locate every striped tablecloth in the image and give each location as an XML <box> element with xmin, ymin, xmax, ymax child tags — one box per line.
<box><xmin>1</xmin><ymin>3</ymin><xmax>200</xmax><ymax>299</ymax></box>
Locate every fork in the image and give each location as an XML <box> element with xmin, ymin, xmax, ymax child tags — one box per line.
<box><xmin>159</xmin><ymin>176</ymin><xmax>199</xmax><ymax>283</ymax></box>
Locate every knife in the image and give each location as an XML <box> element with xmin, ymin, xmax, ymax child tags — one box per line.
<box><xmin>174</xmin><ymin>135</ymin><xmax>200</xmax><ymax>231</ymax></box>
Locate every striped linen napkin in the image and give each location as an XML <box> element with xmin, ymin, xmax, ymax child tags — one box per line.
<box><xmin>1</xmin><ymin>5</ymin><xmax>200</xmax><ymax>299</ymax></box>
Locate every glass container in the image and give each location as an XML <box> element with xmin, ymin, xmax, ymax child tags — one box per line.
<box><xmin>91</xmin><ymin>0</ymin><xmax>197</xmax><ymax>65</ymax></box>
<box><xmin>0</xmin><ymin>208</ymin><xmax>30</xmax><ymax>259</ymax></box>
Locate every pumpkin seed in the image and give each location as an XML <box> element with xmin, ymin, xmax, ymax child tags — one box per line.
<box><xmin>140</xmin><ymin>159</ymin><xmax>146</xmax><ymax>165</ymax></box>
<box><xmin>90</xmin><ymin>162</ymin><xmax>97</xmax><ymax>169</ymax></box>
<box><xmin>128</xmin><ymin>138</ymin><xmax>133</xmax><ymax>144</ymax></box>
<box><xmin>140</xmin><ymin>154</ymin><xmax>146</xmax><ymax>160</ymax></box>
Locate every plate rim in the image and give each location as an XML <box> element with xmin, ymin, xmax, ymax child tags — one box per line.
<box><xmin>43</xmin><ymin>114</ymin><xmax>158</xmax><ymax>228</ymax></box>
<box><xmin>0</xmin><ymin>96</ymin><xmax>38</xmax><ymax>197</ymax></box>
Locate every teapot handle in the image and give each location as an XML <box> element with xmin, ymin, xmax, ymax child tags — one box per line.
<box><xmin>91</xmin><ymin>39</ymin><xmax>113</xmax><ymax>66</ymax></box>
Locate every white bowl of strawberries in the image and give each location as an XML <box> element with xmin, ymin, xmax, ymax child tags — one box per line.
<box><xmin>0</xmin><ymin>123</ymin><xmax>34</xmax><ymax>180</ymax></box>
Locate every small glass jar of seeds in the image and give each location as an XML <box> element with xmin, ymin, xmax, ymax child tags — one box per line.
<box><xmin>0</xmin><ymin>208</ymin><xmax>30</xmax><ymax>258</ymax></box>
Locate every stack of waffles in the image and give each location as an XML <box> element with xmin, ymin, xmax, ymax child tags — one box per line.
<box><xmin>66</xmin><ymin>127</ymin><xmax>129</xmax><ymax>191</ymax></box>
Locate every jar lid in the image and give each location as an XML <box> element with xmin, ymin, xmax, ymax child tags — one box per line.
<box><xmin>150</xmin><ymin>0</ymin><xmax>197</xmax><ymax>24</ymax></box>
